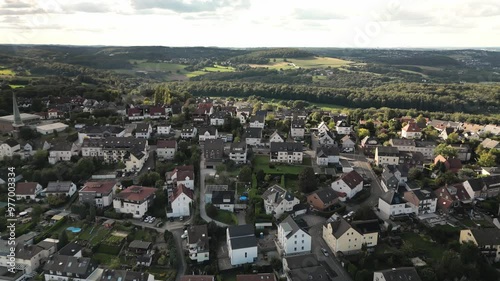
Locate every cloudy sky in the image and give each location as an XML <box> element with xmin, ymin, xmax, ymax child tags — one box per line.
<box><xmin>0</xmin><ymin>0</ymin><xmax>499</xmax><ymax>47</ymax></box>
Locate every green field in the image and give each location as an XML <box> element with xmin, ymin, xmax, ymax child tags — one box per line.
<box><xmin>0</xmin><ymin>69</ymin><xmax>15</xmax><ymax>75</ymax></box>
<box><xmin>9</xmin><ymin>85</ymin><xmax>25</xmax><ymax>88</ymax></box>
<box><xmin>250</xmin><ymin>56</ymin><xmax>353</xmax><ymax>70</ymax></box>
<box><xmin>401</xmin><ymin>232</ymin><xmax>446</xmax><ymax>261</ymax></box>
<box><xmin>203</xmin><ymin>65</ymin><xmax>235</xmax><ymax>72</ymax></box>
<box><xmin>253</xmin><ymin>155</ymin><xmax>308</xmax><ymax>175</ymax></box>
<box><xmin>214</xmin><ymin>209</ymin><xmax>238</xmax><ymax>225</ymax></box>
<box><xmin>78</xmin><ymin>225</ymin><xmax>111</xmax><ymax>246</ymax></box>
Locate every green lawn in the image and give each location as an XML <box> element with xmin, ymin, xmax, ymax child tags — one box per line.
<box><xmin>253</xmin><ymin>155</ymin><xmax>308</xmax><ymax>175</ymax></box>
<box><xmin>147</xmin><ymin>267</ymin><xmax>177</xmax><ymax>281</ymax></box>
<box><xmin>250</xmin><ymin>56</ymin><xmax>352</xmax><ymax>70</ymax></box>
<box><xmin>214</xmin><ymin>209</ymin><xmax>238</xmax><ymax>225</ymax></box>
<box><xmin>133</xmin><ymin>229</ymin><xmax>155</xmax><ymax>242</ymax></box>
<box><xmin>9</xmin><ymin>85</ymin><xmax>25</xmax><ymax>88</ymax></box>
<box><xmin>78</xmin><ymin>225</ymin><xmax>111</xmax><ymax>246</ymax></box>
<box><xmin>203</xmin><ymin>65</ymin><xmax>235</xmax><ymax>72</ymax></box>
<box><xmin>401</xmin><ymin>232</ymin><xmax>446</xmax><ymax>261</ymax></box>
<box><xmin>93</xmin><ymin>253</ymin><xmax>118</xmax><ymax>266</ymax></box>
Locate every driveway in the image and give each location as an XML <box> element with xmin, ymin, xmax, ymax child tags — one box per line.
<box><xmin>302</xmin><ymin>214</ymin><xmax>353</xmax><ymax>281</ymax></box>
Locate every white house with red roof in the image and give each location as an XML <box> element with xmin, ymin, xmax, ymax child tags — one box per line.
<box><xmin>47</xmin><ymin>108</ymin><xmax>63</xmax><ymax>119</ymax></box>
<box><xmin>166</xmin><ymin>165</ymin><xmax>195</xmax><ymax>190</ymax></box>
<box><xmin>15</xmin><ymin>182</ymin><xmax>42</xmax><ymax>201</ymax></box>
<box><xmin>113</xmin><ymin>186</ymin><xmax>156</xmax><ymax>218</ymax></box>
<box><xmin>331</xmin><ymin>170</ymin><xmax>364</xmax><ymax>201</ymax></box>
<box><xmin>168</xmin><ymin>184</ymin><xmax>193</xmax><ymax>218</ymax></box>
<box><xmin>401</xmin><ymin>122</ymin><xmax>422</xmax><ymax>139</ymax></box>
<box><xmin>157</xmin><ymin>140</ymin><xmax>177</xmax><ymax>160</ymax></box>
<box><xmin>127</xmin><ymin>107</ymin><xmax>143</xmax><ymax>120</ymax></box>
<box><xmin>79</xmin><ymin>181</ymin><xmax>120</xmax><ymax>208</ymax></box>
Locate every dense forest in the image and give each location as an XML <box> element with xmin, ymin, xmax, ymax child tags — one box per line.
<box><xmin>229</xmin><ymin>48</ymin><xmax>314</xmax><ymax>64</ymax></box>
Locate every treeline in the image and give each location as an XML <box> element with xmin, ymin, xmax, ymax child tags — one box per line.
<box><xmin>230</xmin><ymin>48</ymin><xmax>314</xmax><ymax>64</ymax></box>
<box><xmin>162</xmin><ymin>81</ymin><xmax>500</xmax><ymax>115</ymax></box>
<box><xmin>190</xmin><ymin>68</ymin><xmax>312</xmax><ymax>84</ymax></box>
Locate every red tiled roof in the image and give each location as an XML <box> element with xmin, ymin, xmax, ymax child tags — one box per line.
<box><xmin>80</xmin><ymin>181</ymin><xmax>116</xmax><ymax>194</ymax></box>
<box><xmin>16</xmin><ymin>182</ymin><xmax>39</xmax><ymax>195</ymax></box>
<box><xmin>340</xmin><ymin>171</ymin><xmax>364</xmax><ymax>189</ymax></box>
<box><xmin>127</xmin><ymin>108</ymin><xmax>142</xmax><ymax>116</ymax></box>
<box><xmin>149</xmin><ymin>106</ymin><xmax>165</xmax><ymax>115</ymax></box>
<box><xmin>402</xmin><ymin>122</ymin><xmax>421</xmax><ymax>133</ymax></box>
<box><xmin>170</xmin><ymin>184</ymin><xmax>194</xmax><ymax>201</ymax></box>
<box><xmin>116</xmin><ymin>186</ymin><xmax>156</xmax><ymax>202</ymax></box>
<box><xmin>157</xmin><ymin>140</ymin><xmax>177</xmax><ymax>149</ymax></box>
<box><xmin>237</xmin><ymin>274</ymin><xmax>276</xmax><ymax>281</ymax></box>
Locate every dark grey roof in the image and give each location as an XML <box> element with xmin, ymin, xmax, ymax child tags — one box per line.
<box><xmin>390</xmin><ymin>139</ymin><xmax>415</xmax><ymax>146</ymax></box>
<box><xmin>245</xmin><ymin>128</ymin><xmax>262</xmax><ymax>139</ymax></box>
<box><xmin>230</xmin><ymin>141</ymin><xmax>246</xmax><ymax>153</ymax></box>
<box><xmin>198</xmin><ymin>126</ymin><xmax>218</xmax><ymax>135</ymax></box>
<box><xmin>376</xmin><ymin>146</ymin><xmax>399</xmax><ymax>156</ymax></box>
<box><xmin>16</xmin><ymin>244</ymin><xmax>43</xmax><ymax>260</ymax></box>
<box><xmin>187</xmin><ymin>225</ymin><xmax>209</xmax><ymax>247</ymax></box>
<box><xmin>228</xmin><ymin>224</ymin><xmax>255</xmax><ymax>238</ymax></box>
<box><xmin>280</xmin><ymin>215</ymin><xmax>307</xmax><ymax>237</ymax></box>
<box><xmin>4</xmin><ymin>138</ymin><xmax>19</xmax><ymax>147</ymax></box>
<box><xmin>46</xmin><ymin>181</ymin><xmax>74</xmax><ymax>193</ymax></box>
<box><xmin>100</xmin><ymin>269</ymin><xmax>152</xmax><ymax>281</ymax></box>
<box><xmin>250</xmin><ymin>114</ymin><xmax>265</xmax><ymax>123</ymax></box>
<box><xmin>50</xmin><ymin>141</ymin><xmax>73</xmax><ymax>151</ymax></box>
<box><xmin>465</xmin><ymin>175</ymin><xmax>500</xmax><ymax>191</ymax></box>
<box><xmin>377</xmin><ymin>267</ymin><xmax>422</xmax><ymax>281</ymax></box>
<box><xmin>182</xmin><ymin>127</ymin><xmax>195</xmax><ymax>133</ymax></box>
<box><xmin>204</xmin><ymin>139</ymin><xmax>224</xmax><ymax>160</ymax></box>
<box><xmin>80</xmin><ymin>125</ymin><xmax>124</xmax><ymax>134</ymax></box>
<box><xmin>351</xmin><ymin>220</ymin><xmax>380</xmax><ymax>235</ymax></box>
<box><xmin>230</xmin><ymin>236</ymin><xmax>257</xmax><ymax>250</ymax></box>
<box><xmin>470</xmin><ymin>228</ymin><xmax>500</xmax><ymax>246</ymax></box>
<box><xmin>314</xmin><ymin>188</ymin><xmax>339</xmax><ymax>204</ymax></box>
<box><xmin>316</xmin><ymin>146</ymin><xmax>339</xmax><ymax>157</ymax></box>
<box><xmin>262</xmin><ymin>185</ymin><xmax>296</xmax><ymax>204</ymax></box>
<box><xmin>212</xmin><ymin>191</ymin><xmax>235</xmax><ymax>205</ymax></box>
<box><xmin>380</xmin><ymin>190</ymin><xmax>407</xmax><ymax>205</ymax></box>
<box><xmin>288</xmin><ymin>263</ymin><xmax>337</xmax><ymax>281</ymax></box>
<box><xmin>326</xmin><ymin>218</ymin><xmax>352</xmax><ymax>239</ymax></box>
<box><xmin>270</xmin><ymin>142</ymin><xmax>302</xmax><ymax>153</ymax></box>
<box><xmin>135</xmin><ymin>123</ymin><xmax>150</xmax><ymax>133</ymax></box>
<box><xmin>291</xmin><ymin>119</ymin><xmax>305</xmax><ymax>128</ymax></box>
<box><xmin>43</xmin><ymin>255</ymin><xmax>96</xmax><ymax>277</ymax></box>
<box><xmin>58</xmin><ymin>242</ymin><xmax>83</xmax><ymax>256</ymax></box>
<box><xmin>412</xmin><ymin>189</ymin><xmax>437</xmax><ymax>201</ymax></box>
<box><xmin>128</xmin><ymin>240</ymin><xmax>152</xmax><ymax>250</ymax></box>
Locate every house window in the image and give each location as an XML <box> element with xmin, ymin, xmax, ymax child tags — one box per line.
<box><xmin>245</xmin><ymin>252</ymin><xmax>247</xmax><ymax>258</ymax></box>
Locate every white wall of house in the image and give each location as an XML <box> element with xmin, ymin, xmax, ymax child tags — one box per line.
<box><xmin>377</xmin><ymin>198</ymin><xmax>414</xmax><ymax>219</ymax></box>
<box><xmin>270</xmin><ymin>133</ymin><xmax>284</xmax><ymax>143</ymax></box>
<box><xmin>229</xmin><ymin>152</ymin><xmax>247</xmax><ymax>164</ymax></box>
<box><xmin>245</xmin><ymin>137</ymin><xmax>261</xmax><ymax>146</ymax></box>
<box><xmin>270</xmin><ymin>152</ymin><xmax>303</xmax><ymax>163</ymax></box>
<box><xmin>277</xmin><ymin>228</ymin><xmax>311</xmax><ymax>256</ymax></box>
<box><xmin>157</xmin><ymin>125</ymin><xmax>171</xmax><ymax>135</ymax></box>
<box><xmin>331</xmin><ymin>180</ymin><xmax>362</xmax><ymax>200</ymax></box>
<box><xmin>229</xmin><ymin>246</ymin><xmax>258</xmax><ymax>266</ymax></box>
<box><xmin>157</xmin><ymin>148</ymin><xmax>176</xmax><ymax>160</ymax></box>
<box><xmin>401</xmin><ymin>131</ymin><xmax>422</xmax><ymax>139</ymax></box>
<box><xmin>290</xmin><ymin>128</ymin><xmax>305</xmax><ymax>138</ymax></box>
<box><xmin>113</xmin><ymin>199</ymin><xmax>149</xmax><ymax>218</ymax></box>
<box><xmin>210</xmin><ymin>118</ymin><xmax>225</xmax><ymax>126</ymax></box>
<box><xmin>0</xmin><ymin>143</ymin><xmax>20</xmax><ymax>159</ymax></box>
<box><xmin>375</xmin><ymin>155</ymin><xmax>399</xmax><ymax>166</ymax></box>
<box><xmin>249</xmin><ymin>121</ymin><xmax>265</xmax><ymax>129</ymax></box>
<box><xmin>199</xmin><ymin>131</ymin><xmax>218</xmax><ymax>142</ymax></box>
<box><xmin>336</xmin><ymin>126</ymin><xmax>352</xmax><ymax>135</ymax></box>
<box><xmin>48</xmin><ymin>150</ymin><xmax>72</xmax><ymax>164</ymax></box>
<box><xmin>169</xmin><ymin>194</ymin><xmax>192</xmax><ymax>217</ymax></box>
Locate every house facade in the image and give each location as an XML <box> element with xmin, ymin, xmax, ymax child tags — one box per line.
<box><xmin>15</xmin><ymin>182</ymin><xmax>42</xmax><ymax>201</ymax></box>
<box><xmin>331</xmin><ymin>171</ymin><xmax>364</xmax><ymax>200</ymax></box>
<box><xmin>244</xmin><ymin>128</ymin><xmax>262</xmax><ymax>146</ymax></box>
<box><xmin>270</xmin><ymin>142</ymin><xmax>303</xmax><ymax>164</ymax></box>
<box><xmin>187</xmin><ymin>225</ymin><xmax>210</xmax><ymax>263</ymax></box>
<box><xmin>45</xmin><ymin>181</ymin><xmax>77</xmax><ymax>198</ymax></box>
<box><xmin>276</xmin><ymin>216</ymin><xmax>311</xmax><ymax>256</ymax></box>
<box><xmin>166</xmin><ymin>165</ymin><xmax>195</xmax><ymax>190</ymax></box>
<box><xmin>168</xmin><ymin>185</ymin><xmax>193</xmax><ymax>218</ymax></box>
<box><xmin>316</xmin><ymin>146</ymin><xmax>340</xmax><ymax>166</ymax></box>
<box><xmin>157</xmin><ymin>140</ymin><xmax>177</xmax><ymax>161</ymax></box>
<box><xmin>261</xmin><ymin>185</ymin><xmax>300</xmax><ymax>218</ymax></box>
<box><xmin>460</xmin><ymin>228</ymin><xmax>500</xmax><ymax>262</ymax></box>
<box><xmin>227</xmin><ymin>225</ymin><xmax>258</xmax><ymax>266</ymax></box>
<box><xmin>401</xmin><ymin>122</ymin><xmax>422</xmax><ymax>139</ymax></box>
<box><xmin>323</xmin><ymin>218</ymin><xmax>379</xmax><ymax>255</ymax></box>
<box><xmin>113</xmin><ymin>186</ymin><xmax>156</xmax><ymax>218</ymax></box>
<box><xmin>79</xmin><ymin>181</ymin><xmax>119</xmax><ymax>208</ymax></box>
<box><xmin>403</xmin><ymin>189</ymin><xmax>437</xmax><ymax>215</ymax></box>
<box><xmin>290</xmin><ymin>119</ymin><xmax>305</xmax><ymax>138</ymax></box>
<box><xmin>375</xmin><ymin>146</ymin><xmax>400</xmax><ymax>166</ymax></box>
<box><xmin>377</xmin><ymin>190</ymin><xmax>414</xmax><ymax>219</ymax></box>
<box><xmin>229</xmin><ymin>141</ymin><xmax>247</xmax><ymax>164</ymax></box>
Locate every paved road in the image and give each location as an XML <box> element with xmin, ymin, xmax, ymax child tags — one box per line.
<box><xmin>302</xmin><ymin>214</ymin><xmax>353</xmax><ymax>281</ymax></box>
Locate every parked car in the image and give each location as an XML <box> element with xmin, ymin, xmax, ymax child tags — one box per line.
<box><xmin>321</xmin><ymin>248</ymin><xmax>329</xmax><ymax>256</ymax></box>
<box><xmin>181</xmin><ymin>230</ymin><xmax>188</xmax><ymax>239</ymax></box>
<box><xmin>156</xmin><ymin>221</ymin><xmax>164</xmax><ymax>227</ymax></box>
<box><xmin>179</xmin><ymin>216</ymin><xmax>184</xmax><ymax>221</ymax></box>
<box><xmin>149</xmin><ymin>217</ymin><xmax>156</xmax><ymax>223</ymax></box>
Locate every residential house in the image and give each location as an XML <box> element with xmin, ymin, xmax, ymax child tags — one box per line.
<box><xmin>229</xmin><ymin>141</ymin><xmax>247</xmax><ymax>164</ymax></box>
<box><xmin>14</xmin><ymin>243</ymin><xmax>52</xmax><ymax>275</ymax></box>
<box><xmin>15</xmin><ymin>182</ymin><xmax>42</xmax><ymax>201</ymax></box>
<box><xmin>236</xmin><ymin>274</ymin><xmax>276</xmax><ymax>281</ymax></box>
<box><xmin>323</xmin><ymin>218</ymin><xmax>380</xmax><ymax>255</ymax></box>
<box><xmin>36</xmin><ymin>122</ymin><xmax>69</xmax><ymax>135</ymax></box>
<box><xmin>316</xmin><ymin>145</ymin><xmax>340</xmax><ymax>166</ymax></box>
<box><xmin>113</xmin><ymin>186</ymin><xmax>156</xmax><ymax>218</ymax></box>
<box><xmin>128</xmin><ymin>240</ymin><xmax>152</xmax><ymax>254</ymax></box>
<box><xmin>375</xmin><ymin>146</ymin><xmax>400</xmax><ymax>166</ymax></box>
<box><xmin>269</xmin><ymin>130</ymin><xmax>285</xmax><ymax>143</ymax></box>
<box><xmin>434</xmin><ymin>155</ymin><xmax>462</xmax><ymax>173</ymax></box>
<box><xmin>480</xmin><ymin>138</ymin><xmax>500</xmax><ymax>150</ymax></box>
<box><xmin>157</xmin><ymin>140</ymin><xmax>177</xmax><ymax>161</ymax></box>
<box><xmin>249</xmin><ymin>114</ymin><xmax>265</xmax><ymax>129</ymax></box>
<box><xmin>403</xmin><ymin>189</ymin><xmax>437</xmax><ymax>215</ymax></box>
<box><xmin>331</xmin><ymin>170</ymin><xmax>364</xmax><ymax>201</ymax></box>
<box><xmin>192</xmin><ymin>103</ymin><xmax>214</xmax><ymax>123</ymax></box>
<box><xmin>427</xmin><ymin>119</ymin><xmax>461</xmax><ymax>132</ymax></box>
<box><xmin>401</xmin><ymin>122</ymin><xmax>422</xmax><ymax>139</ymax></box>
<box><xmin>317</xmin><ymin>121</ymin><xmax>330</xmax><ymax>135</ymax></box>
<box><xmin>157</xmin><ymin>124</ymin><xmax>172</xmax><ymax>135</ymax></box>
<box><xmin>336</xmin><ymin>120</ymin><xmax>352</xmax><ymax>135</ymax></box>
<box><xmin>307</xmin><ymin>188</ymin><xmax>339</xmax><ymax>211</ymax></box>
<box><xmin>187</xmin><ymin>225</ymin><xmax>210</xmax><ymax>263</ymax></box>
<box><xmin>166</xmin><ymin>165</ymin><xmax>195</xmax><ymax>189</ymax></box>
<box><xmin>439</xmin><ymin>127</ymin><xmax>457</xmax><ymax>141</ymax></box>
<box><xmin>283</xmin><ymin>253</ymin><xmax>334</xmax><ymax>281</ymax></box>
<box><xmin>381</xmin><ymin>169</ymin><xmax>399</xmax><ymax>191</ymax></box>
<box><xmin>58</xmin><ymin>242</ymin><xmax>83</xmax><ymax>257</ymax></box>
<box><xmin>460</xmin><ymin>228</ymin><xmax>500</xmax><ymax>262</ymax></box>
<box><xmin>204</xmin><ymin>139</ymin><xmax>224</xmax><ymax>168</ymax></box>
<box><xmin>236</xmin><ymin>107</ymin><xmax>252</xmax><ymax>124</ymax></box>
<box><xmin>483</xmin><ymin>124</ymin><xmax>500</xmax><ymax>136</ymax></box>
<box><xmin>79</xmin><ymin>181</ymin><xmax>119</xmax><ymax>208</ymax></box>
<box><xmin>198</xmin><ymin>126</ymin><xmax>219</xmax><ymax>142</ymax></box>
<box><xmin>127</xmin><ymin>107</ymin><xmax>143</xmax><ymax>120</ymax></box>
<box><xmin>276</xmin><ymin>216</ymin><xmax>311</xmax><ymax>256</ymax></box>
<box><xmin>261</xmin><ymin>185</ymin><xmax>300</xmax><ymax>218</ymax></box>
<box><xmin>181</xmin><ymin>127</ymin><xmax>198</xmax><ymax>139</ymax></box>
<box><xmin>270</xmin><ymin>142</ymin><xmax>303</xmax><ymax>164</ymax></box>
<box><xmin>340</xmin><ymin>135</ymin><xmax>356</xmax><ymax>149</ymax></box>
<box><xmin>168</xmin><ymin>184</ymin><xmax>193</xmax><ymax>218</ymax></box>
<box><xmin>398</xmin><ymin>151</ymin><xmax>425</xmax><ymax>168</ymax></box>
<box><xmin>47</xmin><ymin>108</ymin><xmax>63</xmax><ymax>119</ymax></box>
<box><xmin>244</xmin><ymin>128</ymin><xmax>263</xmax><ymax>146</ymax></box>
<box><xmin>387</xmin><ymin>164</ymin><xmax>410</xmax><ymax>185</ymax></box>
<box><xmin>226</xmin><ymin>225</ymin><xmax>258</xmax><ymax>266</ymax></box>
<box><xmin>210</xmin><ymin>111</ymin><xmax>228</xmax><ymax>126</ymax></box>
<box><xmin>77</xmin><ymin>125</ymin><xmax>125</xmax><ymax>144</ymax></box>
<box><xmin>360</xmin><ymin>136</ymin><xmax>379</xmax><ymax>149</ymax></box>
<box><xmin>450</xmin><ymin>144</ymin><xmax>472</xmax><ymax>162</ymax></box>
<box><xmin>317</xmin><ymin>131</ymin><xmax>336</xmax><ymax>146</ymax></box>
<box><xmin>100</xmin><ymin>269</ymin><xmax>155</xmax><ymax>281</ymax></box>
<box><xmin>48</xmin><ymin>142</ymin><xmax>78</xmax><ymax>164</ymax></box>
<box><xmin>290</xmin><ymin>119</ymin><xmax>305</xmax><ymax>139</ymax></box>
<box><xmin>389</xmin><ymin>139</ymin><xmax>416</xmax><ymax>152</ymax></box>
<box><xmin>462</xmin><ymin>175</ymin><xmax>500</xmax><ymax>199</ymax></box>
<box><xmin>0</xmin><ymin>139</ymin><xmax>20</xmax><ymax>160</ymax></box>
<box><xmin>377</xmin><ymin>190</ymin><xmax>414</xmax><ymax>219</ymax></box>
<box><xmin>373</xmin><ymin>267</ymin><xmax>422</xmax><ymax>281</ymax></box>
<box><xmin>43</xmin><ymin>255</ymin><xmax>97</xmax><ymax>281</ymax></box>
<box><xmin>414</xmin><ymin>140</ymin><xmax>437</xmax><ymax>159</ymax></box>
<box><xmin>45</xmin><ymin>181</ymin><xmax>77</xmax><ymax>198</ymax></box>
<box><xmin>211</xmin><ymin>191</ymin><xmax>235</xmax><ymax>212</ymax></box>
<box><xmin>135</xmin><ymin>123</ymin><xmax>152</xmax><ymax>139</ymax></box>
<box><xmin>81</xmin><ymin>137</ymin><xmax>148</xmax><ymax>173</ymax></box>
<box><xmin>434</xmin><ymin>183</ymin><xmax>472</xmax><ymax>213</ymax></box>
